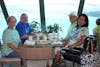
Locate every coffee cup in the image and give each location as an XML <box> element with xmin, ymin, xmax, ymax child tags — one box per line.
<box><xmin>28</xmin><ymin>35</ymin><xmax>33</xmax><ymax>41</ymax></box>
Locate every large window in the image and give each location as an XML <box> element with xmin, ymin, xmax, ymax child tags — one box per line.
<box><xmin>0</xmin><ymin>6</ymin><xmax>7</xmax><ymax>39</ymax></box>
<box><xmin>4</xmin><ymin>0</ymin><xmax>40</xmax><ymax>24</ymax></box>
<box><xmin>44</xmin><ymin>0</ymin><xmax>80</xmax><ymax>38</ymax></box>
<box><xmin>83</xmin><ymin>0</ymin><xmax>100</xmax><ymax>35</ymax></box>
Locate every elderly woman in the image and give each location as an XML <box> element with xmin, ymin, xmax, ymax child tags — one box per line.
<box><xmin>2</xmin><ymin>16</ymin><xmax>22</xmax><ymax>58</ymax></box>
<box><xmin>54</xmin><ymin>14</ymin><xmax>89</xmax><ymax>63</ymax></box>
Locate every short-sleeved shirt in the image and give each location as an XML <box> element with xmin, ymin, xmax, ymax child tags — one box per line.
<box><xmin>66</xmin><ymin>21</ymin><xmax>77</xmax><ymax>39</ymax></box>
<box><xmin>65</xmin><ymin>27</ymin><xmax>89</xmax><ymax>48</ymax></box>
<box><xmin>16</xmin><ymin>21</ymin><xmax>32</xmax><ymax>43</ymax></box>
<box><xmin>2</xmin><ymin>28</ymin><xmax>21</xmax><ymax>56</ymax></box>
<box><xmin>93</xmin><ymin>25</ymin><xmax>100</xmax><ymax>45</ymax></box>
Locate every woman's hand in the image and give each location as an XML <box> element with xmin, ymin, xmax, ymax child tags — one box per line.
<box><xmin>15</xmin><ymin>48</ymin><xmax>20</xmax><ymax>53</ymax></box>
<box><xmin>7</xmin><ymin>43</ymin><xmax>20</xmax><ymax>53</ymax></box>
<box><xmin>68</xmin><ymin>44</ymin><xmax>76</xmax><ymax>49</ymax></box>
<box><xmin>62</xmin><ymin>39</ymin><xmax>69</xmax><ymax>47</ymax></box>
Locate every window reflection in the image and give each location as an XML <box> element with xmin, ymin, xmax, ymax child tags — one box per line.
<box><xmin>83</xmin><ymin>0</ymin><xmax>100</xmax><ymax>34</ymax></box>
<box><xmin>0</xmin><ymin>6</ymin><xmax>7</xmax><ymax>39</ymax></box>
<box><xmin>4</xmin><ymin>0</ymin><xmax>40</xmax><ymax>24</ymax></box>
<box><xmin>44</xmin><ymin>0</ymin><xmax>80</xmax><ymax>38</ymax></box>
<box><xmin>3</xmin><ymin>0</ymin><xmax>80</xmax><ymax>38</ymax></box>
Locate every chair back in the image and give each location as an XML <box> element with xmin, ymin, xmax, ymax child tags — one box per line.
<box><xmin>83</xmin><ymin>35</ymin><xmax>97</xmax><ymax>53</ymax></box>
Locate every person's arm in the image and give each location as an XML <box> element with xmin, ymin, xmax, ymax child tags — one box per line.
<box><xmin>21</xmin><ymin>35</ymin><xmax>28</xmax><ymax>39</ymax></box>
<box><xmin>68</xmin><ymin>35</ymin><xmax>86</xmax><ymax>49</ymax></box>
<box><xmin>62</xmin><ymin>38</ymin><xmax>69</xmax><ymax>47</ymax></box>
<box><xmin>7</xmin><ymin>43</ymin><xmax>19</xmax><ymax>52</ymax></box>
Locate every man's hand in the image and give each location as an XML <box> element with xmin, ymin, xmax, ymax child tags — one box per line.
<box><xmin>21</xmin><ymin>35</ymin><xmax>28</xmax><ymax>39</ymax></box>
<box><xmin>32</xmin><ymin>34</ymin><xmax>37</xmax><ymax>38</ymax></box>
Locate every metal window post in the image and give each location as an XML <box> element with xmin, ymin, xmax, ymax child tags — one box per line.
<box><xmin>78</xmin><ymin>0</ymin><xmax>85</xmax><ymax>16</ymax></box>
<box><xmin>0</xmin><ymin>0</ymin><xmax>9</xmax><ymax>22</ymax></box>
<box><xmin>39</xmin><ymin>0</ymin><xmax>46</xmax><ymax>33</ymax></box>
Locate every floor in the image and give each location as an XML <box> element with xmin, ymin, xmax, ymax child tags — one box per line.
<box><xmin>0</xmin><ymin>55</ymin><xmax>100</xmax><ymax>67</ymax></box>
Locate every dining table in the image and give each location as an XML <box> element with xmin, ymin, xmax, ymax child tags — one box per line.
<box><xmin>19</xmin><ymin>40</ymin><xmax>63</xmax><ymax>67</ymax></box>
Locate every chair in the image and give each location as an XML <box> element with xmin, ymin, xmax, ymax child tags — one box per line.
<box><xmin>0</xmin><ymin>42</ymin><xmax>21</xmax><ymax>67</ymax></box>
<box><xmin>0</xmin><ymin>58</ymin><xmax>21</xmax><ymax>67</ymax></box>
<box><xmin>62</xmin><ymin>35</ymin><xmax>97</xmax><ymax>67</ymax></box>
<box><xmin>61</xmin><ymin>47</ymin><xmax>82</xmax><ymax>67</ymax></box>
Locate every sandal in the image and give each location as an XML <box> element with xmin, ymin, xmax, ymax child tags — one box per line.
<box><xmin>54</xmin><ymin>57</ymin><xmax>61</xmax><ymax>64</ymax></box>
<box><xmin>54</xmin><ymin>54</ymin><xmax>61</xmax><ymax>64</ymax></box>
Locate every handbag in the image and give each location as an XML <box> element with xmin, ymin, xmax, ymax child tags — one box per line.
<box><xmin>81</xmin><ymin>35</ymin><xmax>99</xmax><ymax>67</ymax></box>
<box><xmin>81</xmin><ymin>52</ymin><xmax>99</xmax><ymax>67</ymax></box>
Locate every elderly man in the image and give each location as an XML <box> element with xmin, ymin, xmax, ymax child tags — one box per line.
<box><xmin>66</xmin><ymin>12</ymin><xmax>77</xmax><ymax>39</ymax></box>
<box><xmin>2</xmin><ymin>16</ymin><xmax>22</xmax><ymax>57</ymax></box>
<box><xmin>16</xmin><ymin>13</ymin><xmax>36</xmax><ymax>43</ymax></box>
